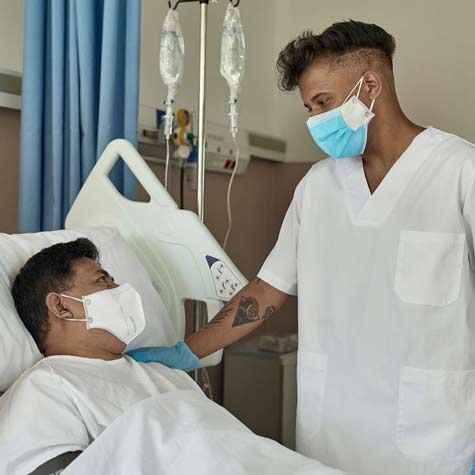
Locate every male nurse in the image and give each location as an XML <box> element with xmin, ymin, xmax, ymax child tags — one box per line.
<box><xmin>129</xmin><ymin>20</ymin><xmax>475</xmax><ymax>475</ymax></box>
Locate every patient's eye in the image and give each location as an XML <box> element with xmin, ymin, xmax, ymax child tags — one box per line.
<box><xmin>97</xmin><ymin>272</ymin><xmax>113</xmax><ymax>284</ymax></box>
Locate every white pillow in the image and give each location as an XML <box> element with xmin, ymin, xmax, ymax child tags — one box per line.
<box><xmin>0</xmin><ymin>227</ymin><xmax>178</xmax><ymax>392</ymax></box>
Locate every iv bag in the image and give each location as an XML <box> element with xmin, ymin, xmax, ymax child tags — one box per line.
<box><xmin>220</xmin><ymin>2</ymin><xmax>246</xmax><ymax>100</ymax></box>
<box><xmin>160</xmin><ymin>9</ymin><xmax>185</xmax><ymax>96</ymax></box>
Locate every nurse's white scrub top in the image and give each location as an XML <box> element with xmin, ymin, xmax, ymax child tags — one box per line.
<box><xmin>258</xmin><ymin>128</ymin><xmax>475</xmax><ymax>475</ymax></box>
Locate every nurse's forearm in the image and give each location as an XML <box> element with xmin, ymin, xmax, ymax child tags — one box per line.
<box><xmin>185</xmin><ymin>278</ymin><xmax>288</xmax><ymax>359</ymax></box>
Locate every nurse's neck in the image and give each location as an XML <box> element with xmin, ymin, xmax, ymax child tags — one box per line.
<box><xmin>362</xmin><ymin>97</ymin><xmax>425</xmax><ymax>194</ymax></box>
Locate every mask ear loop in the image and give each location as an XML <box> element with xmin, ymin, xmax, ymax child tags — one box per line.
<box><xmin>344</xmin><ymin>76</ymin><xmax>365</xmax><ymax>103</ymax></box>
<box><xmin>62</xmin><ymin>316</ymin><xmax>88</xmax><ymax>322</ymax></box>
<box><xmin>364</xmin><ymin>98</ymin><xmax>376</xmax><ymax>119</ymax></box>
<box><xmin>356</xmin><ymin>78</ymin><xmax>377</xmax><ymax>114</ymax></box>
<box><xmin>59</xmin><ymin>294</ymin><xmax>88</xmax><ymax>322</ymax></box>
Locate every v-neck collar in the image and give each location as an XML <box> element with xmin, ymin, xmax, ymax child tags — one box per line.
<box><xmin>337</xmin><ymin>127</ymin><xmax>444</xmax><ymax>227</ymax></box>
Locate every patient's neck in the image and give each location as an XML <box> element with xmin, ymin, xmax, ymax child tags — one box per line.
<box><xmin>44</xmin><ymin>341</ymin><xmax>124</xmax><ymax>361</ymax></box>
<box><xmin>43</xmin><ymin>320</ymin><xmax>126</xmax><ymax>360</ymax></box>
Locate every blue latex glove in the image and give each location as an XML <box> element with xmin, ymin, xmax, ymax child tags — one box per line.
<box><xmin>125</xmin><ymin>341</ymin><xmax>201</xmax><ymax>371</ymax></box>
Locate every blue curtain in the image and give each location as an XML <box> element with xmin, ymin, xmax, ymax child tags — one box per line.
<box><xmin>19</xmin><ymin>0</ymin><xmax>141</xmax><ymax>232</ymax></box>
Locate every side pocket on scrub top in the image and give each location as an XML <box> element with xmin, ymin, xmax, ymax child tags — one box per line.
<box><xmin>397</xmin><ymin>366</ymin><xmax>475</xmax><ymax>464</ymax></box>
<box><xmin>296</xmin><ymin>351</ymin><xmax>328</xmax><ymax>455</ymax></box>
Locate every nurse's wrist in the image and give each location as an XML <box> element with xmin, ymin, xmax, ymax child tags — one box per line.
<box><xmin>176</xmin><ymin>341</ymin><xmax>201</xmax><ymax>371</ymax></box>
<box><xmin>183</xmin><ymin>337</ymin><xmax>203</xmax><ymax>359</ymax></box>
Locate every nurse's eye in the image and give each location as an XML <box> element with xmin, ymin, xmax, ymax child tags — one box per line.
<box><xmin>318</xmin><ymin>97</ymin><xmax>330</xmax><ymax>106</ymax></box>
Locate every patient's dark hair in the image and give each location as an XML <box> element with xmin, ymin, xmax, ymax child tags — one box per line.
<box><xmin>11</xmin><ymin>238</ymin><xmax>99</xmax><ymax>353</ymax></box>
<box><xmin>276</xmin><ymin>20</ymin><xmax>396</xmax><ymax>91</ymax></box>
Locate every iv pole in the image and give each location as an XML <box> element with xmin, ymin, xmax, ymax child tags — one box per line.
<box><xmin>168</xmin><ymin>0</ymin><xmax>209</xmax><ymax>383</ymax></box>
<box><xmin>167</xmin><ymin>0</ymin><xmax>208</xmax><ymax>220</ymax></box>
<box><xmin>167</xmin><ymin>0</ymin><xmax>241</xmax><ymax>386</ymax></box>
<box><xmin>197</xmin><ymin>0</ymin><xmax>208</xmax><ymax>221</ymax></box>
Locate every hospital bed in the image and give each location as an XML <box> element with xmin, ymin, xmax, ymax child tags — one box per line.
<box><xmin>0</xmin><ymin>140</ymin><xmax>248</xmax><ymax>475</ymax></box>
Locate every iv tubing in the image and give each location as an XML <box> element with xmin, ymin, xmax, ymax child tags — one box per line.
<box><xmin>223</xmin><ymin>134</ymin><xmax>239</xmax><ymax>250</ymax></box>
<box><xmin>165</xmin><ymin>139</ymin><xmax>171</xmax><ymax>191</ymax></box>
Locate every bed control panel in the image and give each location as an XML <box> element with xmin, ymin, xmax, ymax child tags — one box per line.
<box><xmin>206</xmin><ymin>255</ymin><xmax>244</xmax><ymax>301</ymax></box>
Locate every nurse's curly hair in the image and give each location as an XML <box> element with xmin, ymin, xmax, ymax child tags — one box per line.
<box><xmin>11</xmin><ymin>238</ymin><xmax>99</xmax><ymax>353</ymax></box>
<box><xmin>276</xmin><ymin>20</ymin><xmax>396</xmax><ymax>91</ymax></box>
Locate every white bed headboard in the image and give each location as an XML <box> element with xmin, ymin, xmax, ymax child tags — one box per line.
<box><xmin>65</xmin><ymin>139</ymin><xmax>248</xmax><ymax>367</ymax></box>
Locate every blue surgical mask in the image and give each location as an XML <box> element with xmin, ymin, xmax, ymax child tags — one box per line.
<box><xmin>306</xmin><ymin>76</ymin><xmax>375</xmax><ymax>159</ymax></box>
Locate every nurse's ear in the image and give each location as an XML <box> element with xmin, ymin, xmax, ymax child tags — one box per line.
<box><xmin>45</xmin><ymin>293</ymin><xmax>74</xmax><ymax>320</ymax></box>
<box><xmin>362</xmin><ymin>71</ymin><xmax>382</xmax><ymax>104</ymax></box>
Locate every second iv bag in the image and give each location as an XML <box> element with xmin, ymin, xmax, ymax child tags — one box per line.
<box><xmin>221</xmin><ymin>2</ymin><xmax>245</xmax><ymax>138</ymax></box>
<box><xmin>160</xmin><ymin>8</ymin><xmax>185</xmax><ymax>139</ymax></box>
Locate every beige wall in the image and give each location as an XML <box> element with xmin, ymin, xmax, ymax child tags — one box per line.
<box><xmin>0</xmin><ymin>0</ymin><xmax>23</xmax><ymax>72</ymax></box>
<box><xmin>0</xmin><ymin>1</ymin><xmax>23</xmax><ymax>234</ymax></box>
<box><xmin>271</xmin><ymin>0</ymin><xmax>475</xmax><ymax>162</ymax></box>
<box><xmin>0</xmin><ymin>107</ymin><xmax>20</xmax><ymax>233</ymax></box>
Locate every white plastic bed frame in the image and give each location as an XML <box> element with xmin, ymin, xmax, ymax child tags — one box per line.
<box><xmin>65</xmin><ymin>139</ymin><xmax>248</xmax><ymax>367</ymax></box>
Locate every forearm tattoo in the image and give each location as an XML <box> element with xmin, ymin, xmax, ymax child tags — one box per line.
<box><xmin>205</xmin><ymin>285</ymin><xmax>277</xmax><ymax>329</ymax></box>
<box><xmin>263</xmin><ymin>306</ymin><xmax>276</xmax><ymax>320</ymax></box>
<box><xmin>232</xmin><ymin>297</ymin><xmax>276</xmax><ymax>327</ymax></box>
<box><xmin>232</xmin><ymin>297</ymin><xmax>259</xmax><ymax>327</ymax></box>
<box><xmin>208</xmin><ymin>303</ymin><xmax>233</xmax><ymax>326</ymax></box>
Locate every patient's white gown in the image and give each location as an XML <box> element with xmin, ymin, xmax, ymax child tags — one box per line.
<box><xmin>0</xmin><ymin>355</ymin><xmax>200</xmax><ymax>475</ymax></box>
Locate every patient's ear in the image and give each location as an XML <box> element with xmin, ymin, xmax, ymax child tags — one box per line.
<box><xmin>45</xmin><ymin>293</ymin><xmax>74</xmax><ymax>320</ymax></box>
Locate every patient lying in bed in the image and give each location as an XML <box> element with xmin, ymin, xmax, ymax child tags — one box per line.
<box><xmin>0</xmin><ymin>238</ymin><xmax>345</xmax><ymax>475</ymax></box>
<box><xmin>0</xmin><ymin>238</ymin><xmax>201</xmax><ymax>475</ymax></box>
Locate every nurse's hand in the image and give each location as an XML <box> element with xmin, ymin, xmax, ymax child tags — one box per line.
<box><xmin>125</xmin><ymin>341</ymin><xmax>201</xmax><ymax>371</ymax></box>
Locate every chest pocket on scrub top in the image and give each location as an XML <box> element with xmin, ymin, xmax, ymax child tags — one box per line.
<box><xmin>394</xmin><ymin>231</ymin><xmax>465</xmax><ymax>306</ymax></box>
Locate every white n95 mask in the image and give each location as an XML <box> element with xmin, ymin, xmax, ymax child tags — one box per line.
<box><xmin>60</xmin><ymin>284</ymin><xmax>146</xmax><ymax>345</ymax></box>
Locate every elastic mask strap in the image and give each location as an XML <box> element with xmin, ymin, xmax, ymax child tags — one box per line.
<box><xmin>344</xmin><ymin>76</ymin><xmax>364</xmax><ymax>103</ymax></box>
<box><xmin>60</xmin><ymin>294</ymin><xmax>83</xmax><ymax>303</ymax></box>
<box><xmin>369</xmin><ymin>98</ymin><xmax>375</xmax><ymax>112</ymax></box>
<box><xmin>59</xmin><ymin>294</ymin><xmax>88</xmax><ymax>322</ymax></box>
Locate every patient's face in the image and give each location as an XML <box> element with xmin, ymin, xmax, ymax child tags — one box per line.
<box><xmin>70</xmin><ymin>258</ymin><xmax>118</xmax><ymax>296</ymax></box>
<box><xmin>53</xmin><ymin>258</ymin><xmax>125</xmax><ymax>355</ymax></box>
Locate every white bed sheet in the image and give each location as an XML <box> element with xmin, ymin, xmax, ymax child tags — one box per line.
<box><xmin>62</xmin><ymin>391</ymin><xmax>348</xmax><ymax>475</ymax></box>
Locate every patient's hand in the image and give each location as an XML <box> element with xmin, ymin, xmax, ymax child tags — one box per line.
<box><xmin>125</xmin><ymin>341</ymin><xmax>200</xmax><ymax>371</ymax></box>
